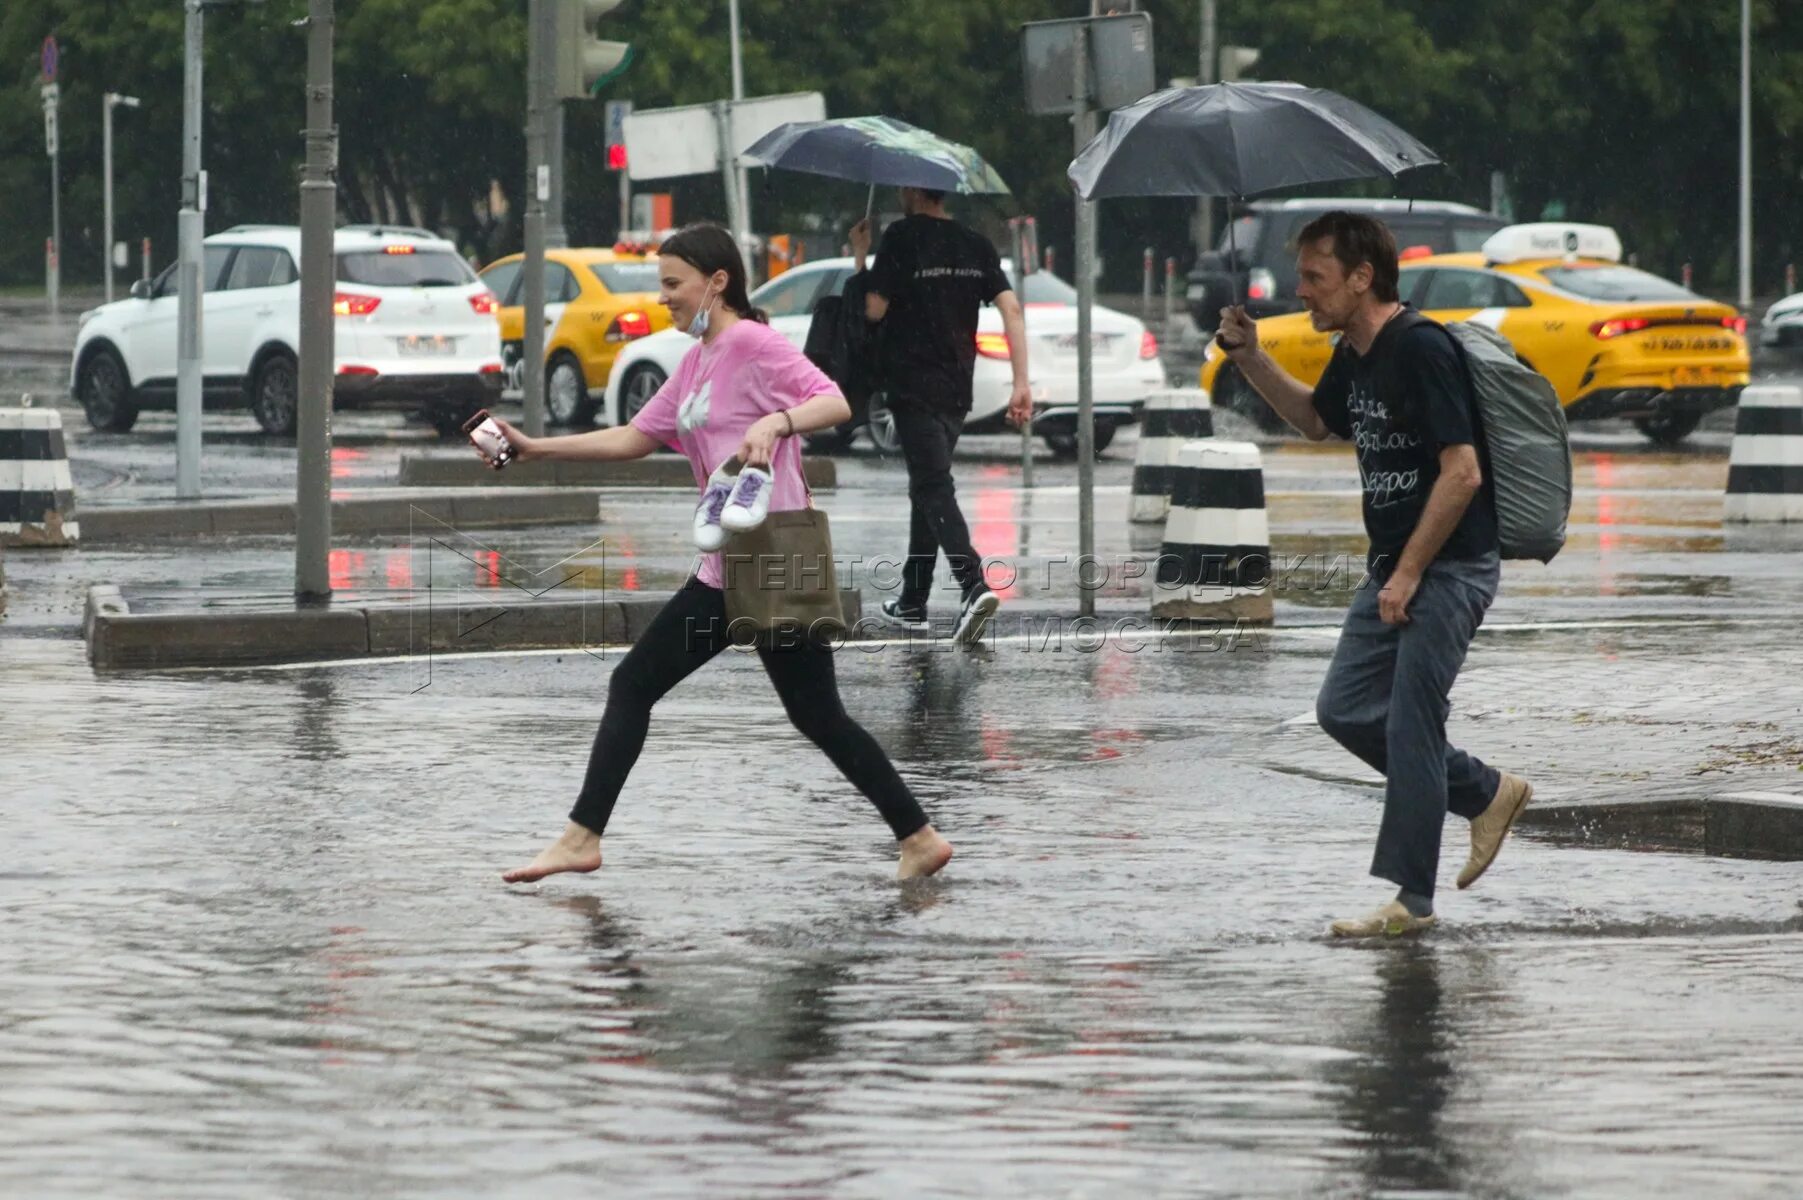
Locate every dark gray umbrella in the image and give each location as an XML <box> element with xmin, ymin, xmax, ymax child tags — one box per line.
<box><xmin>1068</xmin><ymin>82</ymin><xmax>1441</xmax><ymax>304</ymax></box>
<box><xmin>1067</xmin><ymin>81</ymin><xmax>1440</xmax><ymax>201</ymax></box>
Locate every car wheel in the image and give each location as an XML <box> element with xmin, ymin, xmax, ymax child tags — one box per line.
<box><xmin>78</xmin><ymin>346</ymin><xmax>139</xmax><ymax>432</ymax></box>
<box><xmin>1042</xmin><ymin>422</ymin><xmax>1118</xmax><ymax>458</ymax></box>
<box><xmin>1214</xmin><ymin>365</ymin><xmax>1284</xmax><ymax>432</ymax></box>
<box><xmin>251</xmin><ymin>353</ymin><xmax>299</xmax><ymax>436</ymax></box>
<box><xmin>866</xmin><ymin>398</ymin><xmax>902</xmax><ymax>454</ymax></box>
<box><xmin>620</xmin><ymin>362</ymin><xmax>666</xmax><ymax>424</ymax></box>
<box><xmin>1634</xmin><ymin>411</ymin><xmax>1703</xmax><ymax>446</ymax></box>
<box><xmin>545</xmin><ymin>352</ymin><xmax>594</xmax><ymax>427</ymax></box>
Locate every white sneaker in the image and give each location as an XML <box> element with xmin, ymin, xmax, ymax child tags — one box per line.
<box><xmin>720</xmin><ymin>465</ymin><xmax>774</xmax><ymax>533</ymax></box>
<box><xmin>692</xmin><ymin>465</ymin><xmax>737</xmax><ymax>552</ymax></box>
<box><xmin>952</xmin><ymin>586</ymin><xmax>1000</xmax><ymax>645</ymax></box>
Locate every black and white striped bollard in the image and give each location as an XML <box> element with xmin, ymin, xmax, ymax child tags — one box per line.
<box><xmin>1724</xmin><ymin>385</ymin><xmax>1803</xmax><ymax>523</ymax></box>
<box><xmin>0</xmin><ymin>405</ymin><xmax>79</xmax><ymax>547</ymax></box>
<box><xmin>1151</xmin><ymin>439</ymin><xmax>1273</xmax><ymax>624</ymax></box>
<box><xmin>1129</xmin><ymin>388</ymin><xmax>1214</xmax><ymax>524</ymax></box>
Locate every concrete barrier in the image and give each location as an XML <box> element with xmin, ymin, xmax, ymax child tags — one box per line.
<box><xmin>398</xmin><ymin>453</ymin><xmax>837</xmax><ymax>491</ymax></box>
<box><xmin>0</xmin><ymin>405</ymin><xmax>78</xmax><ymax>546</ymax></box>
<box><xmin>85</xmin><ymin>585</ymin><xmax>868</xmax><ymax>670</ymax></box>
<box><xmin>1129</xmin><ymin>388</ymin><xmax>1214</xmax><ymax>524</ymax></box>
<box><xmin>1151</xmin><ymin>440</ymin><xmax>1274</xmax><ymax>624</ymax></box>
<box><xmin>79</xmin><ymin>490</ymin><xmax>607</xmax><ymax>542</ymax></box>
<box><xmin>1724</xmin><ymin>385</ymin><xmax>1803</xmax><ymax>522</ymax></box>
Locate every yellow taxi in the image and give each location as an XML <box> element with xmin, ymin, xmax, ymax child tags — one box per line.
<box><xmin>478</xmin><ymin>247</ymin><xmax>672</xmax><ymax>426</ymax></box>
<box><xmin>1201</xmin><ymin>223</ymin><xmax>1750</xmax><ymax>444</ymax></box>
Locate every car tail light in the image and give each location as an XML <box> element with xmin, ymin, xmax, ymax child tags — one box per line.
<box><xmin>383</xmin><ymin>244</ymin><xmax>415</xmax><ymax>255</ymax></box>
<box><xmin>337</xmin><ymin>364</ymin><xmax>379</xmax><ymax>376</ymax></box>
<box><xmin>1723</xmin><ymin>315</ymin><xmax>1748</xmax><ymax>336</ymax></box>
<box><xmin>1400</xmin><ymin>244</ymin><xmax>1434</xmax><ymax>261</ymax></box>
<box><xmin>469</xmin><ymin>291</ymin><xmax>498</xmax><ymax>315</ymax></box>
<box><xmin>975</xmin><ymin>331</ymin><xmax>1011</xmax><ymax>360</ymax></box>
<box><xmin>333</xmin><ymin>292</ymin><xmax>381</xmax><ymax>317</ymax></box>
<box><xmin>1589</xmin><ymin>316</ymin><xmax>1651</xmax><ymax>340</ymax></box>
<box><xmin>606</xmin><ymin>309</ymin><xmax>653</xmax><ymax>342</ymax></box>
<box><xmin>1246</xmin><ymin>267</ymin><xmax>1278</xmax><ymax>301</ymax></box>
<box><xmin>1139</xmin><ymin>330</ymin><xmax>1159</xmax><ymax>359</ymax></box>
<box><xmin>479</xmin><ymin>362</ymin><xmax>504</xmax><ymax>375</ymax></box>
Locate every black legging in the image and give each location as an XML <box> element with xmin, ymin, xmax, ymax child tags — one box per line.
<box><xmin>570</xmin><ymin>578</ymin><xmax>931</xmax><ymax>840</ymax></box>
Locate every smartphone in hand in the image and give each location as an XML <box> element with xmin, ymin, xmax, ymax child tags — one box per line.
<box><xmin>462</xmin><ymin>408</ymin><xmax>516</xmax><ymax>469</ymax></box>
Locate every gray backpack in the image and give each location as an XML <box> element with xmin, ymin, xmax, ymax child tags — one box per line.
<box><xmin>1398</xmin><ymin>313</ymin><xmax>1572</xmax><ymax>563</ymax></box>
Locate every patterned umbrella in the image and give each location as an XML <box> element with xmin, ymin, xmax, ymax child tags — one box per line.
<box><xmin>743</xmin><ymin>116</ymin><xmax>1011</xmax><ymax>196</ymax></box>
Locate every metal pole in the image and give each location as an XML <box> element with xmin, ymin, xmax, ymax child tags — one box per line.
<box><xmin>1012</xmin><ymin>221</ymin><xmax>1034</xmax><ymax>489</ymax></box>
<box><xmin>618</xmin><ymin>168</ymin><xmax>632</xmax><ymax>235</ymax></box>
<box><xmin>103</xmin><ymin>95</ymin><xmax>114</xmax><ymax>303</ymax></box>
<box><xmin>729</xmin><ymin>0</ymin><xmax>750</xmax><ymax>256</ymax></box>
<box><xmin>50</xmin><ymin>92</ymin><xmax>61</xmax><ymax>319</ymax></box>
<box><xmin>1739</xmin><ymin>0</ymin><xmax>1753</xmax><ymax>311</ymax></box>
<box><xmin>521</xmin><ymin>0</ymin><xmax>549</xmax><ymax>437</ymax></box>
<box><xmin>546</xmin><ymin>100</ymin><xmax>568</xmax><ymax>248</ymax></box>
<box><xmin>1073</xmin><ymin>23</ymin><xmax>1097</xmax><ymax>620</ymax></box>
<box><xmin>296</xmin><ymin>0</ymin><xmax>337</xmax><ymax>603</ymax></box>
<box><xmin>1196</xmin><ymin>0</ymin><xmax>1218</xmax><ymax>255</ymax></box>
<box><xmin>1141</xmin><ymin>247</ymin><xmax>1154</xmax><ymax>323</ymax></box>
<box><xmin>176</xmin><ymin>0</ymin><xmax>206</xmax><ymax>498</ymax></box>
<box><xmin>715</xmin><ymin>100</ymin><xmax>747</xmax><ymax>254</ymax></box>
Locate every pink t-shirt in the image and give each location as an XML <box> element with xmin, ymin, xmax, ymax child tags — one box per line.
<box><xmin>630</xmin><ymin>319</ymin><xmax>839</xmax><ymax>589</ymax></box>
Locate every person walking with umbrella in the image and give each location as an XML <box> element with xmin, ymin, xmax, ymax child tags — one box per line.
<box><xmin>1070</xmin><ymin>82</ymin><xmax>1536</xmax><ymax>936</ymax></box>
<box><xmin>852</xmin><ymin>189</ymin><xmax>1033</xmax><ymax>643</ymax></box>
<box><xmin>1215</xmin><ymin>212</ymin><xmax>1533</xmax><ymax>937</ymax></box>
<box><xmin>741</xmin><ymin>118</ymin><xmax>1031</xmax><ymax>644</ymax></box>
<box><xmin>483</xmin><ymin>224</ymin><xmax>955</xmax><ymax>886</ymax></box>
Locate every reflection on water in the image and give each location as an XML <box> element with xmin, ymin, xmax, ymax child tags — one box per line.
<box><xmin>5</xmin><ymin>649</ymin><xmax>1803</xmax><ymax>1198</ymax></box>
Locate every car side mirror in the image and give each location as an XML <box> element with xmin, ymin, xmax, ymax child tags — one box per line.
<box><xmin>129</xmin><ymin>279</ymin><xmax>152</xmax><ymax>300</ymax></box>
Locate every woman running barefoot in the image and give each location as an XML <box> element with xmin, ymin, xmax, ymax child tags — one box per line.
<box><xmin>487</xmin><ymin>223</ymin><xmax>954</xmax><ymax>885</ymax></box>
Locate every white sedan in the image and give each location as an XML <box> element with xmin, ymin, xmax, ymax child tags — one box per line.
<box><xmin>600</xmin><ymin>256</ymin><xmax>1165</xmax><ymax>455</ymax></box>
<box><xmin>1760</xmin><ymin>291</ymin><xmax>1803</xmax><ymax>353</ymax></box>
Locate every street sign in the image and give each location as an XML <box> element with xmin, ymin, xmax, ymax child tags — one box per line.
<box><xmin>41</xmin><ymin>35</ymin><xmax>58</xmax><ymax>83</ymax></box>
<box><xmin>623</xmin><ymin>91</ymin><xmax>826</xmax><ymax>182</ymax></box>
<box><xmin>1022</xmin><ymin>13</ymin><xmax>1155</xmax><ymax>115</ymax></box>
<box><xmin>42</xmin><ymin>86</ymin><xmax>58</xmax><ymax>157</ymax></box>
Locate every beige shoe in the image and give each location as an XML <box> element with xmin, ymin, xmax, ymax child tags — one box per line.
<box><xmin>1458</xmin><ymin>772</ymin><xmax>1534</xmax><ymax>890</ymax></box>
<box><xmin>1329</xmin><ymin>900</ymin><xmax>1436</xmax><ymax>938</ymax></box>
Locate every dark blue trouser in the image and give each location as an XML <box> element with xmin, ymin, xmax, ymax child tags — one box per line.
<box><xmin>1315</xmin><ymin>553</ymin><xmax>1503</xmax><ymax>899</ymax></box>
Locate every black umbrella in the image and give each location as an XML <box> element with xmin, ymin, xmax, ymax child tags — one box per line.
<box><xmin>1068</xmin><ymin>82</ymin><xmax>1441</xmax><ymax>299</ymax></box>
<box><xmin>744</xmin><ymin>116</ymin><xmax>1010</xmax><ymax>220</ymax></box>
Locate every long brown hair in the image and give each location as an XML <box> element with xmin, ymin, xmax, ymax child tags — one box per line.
<box><xmin>659</xmin><ymin>223</ymin><xmax>768</xmax><ymax>324</ymax></box>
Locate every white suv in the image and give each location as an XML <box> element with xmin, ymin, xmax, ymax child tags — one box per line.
<box><xmin>71</xmin><ymin>224</ymin><xmax>505</xmax><ymax>436</ymax></box>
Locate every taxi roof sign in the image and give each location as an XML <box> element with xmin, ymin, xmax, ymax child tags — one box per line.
<box><xmin>1482</xmin><ymin>223</ymin><xmax>1622</xmax><ymax>266</ymax></box>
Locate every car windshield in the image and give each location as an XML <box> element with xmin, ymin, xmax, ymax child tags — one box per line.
<box><xmin>337</xmin><ymin>249</ymin><xmax>477</xmax><ymax>288</ymax></box>
<box><xmin>1538</xmin><ymin>265</ymin><xmax>1698</xmax><ymax>302</ymax></box>
<box><xmin>589</xmin><ymin>262</ymin><xmax>661</xmax><ymax>293</ymax></box>
<box><xmin>1020</xmin><ymin>272</ymin><xmax>1079</xmax><ymax>305</ymax></box>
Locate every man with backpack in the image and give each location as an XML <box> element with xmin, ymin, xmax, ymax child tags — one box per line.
<box><xmin>1215</xmin><ymin>210</ymin><xmax>1534</xmax><ymax>938</ymax></box>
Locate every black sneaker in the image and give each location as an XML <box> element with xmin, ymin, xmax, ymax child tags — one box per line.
<box><xmin>952</xmin><ymin>586</ymin><xmax>1000</xmax><ymax>646</ymax></box>
<box><xmin>877</xmin><ymin>598</ymin><xmax>930</xmax><ymax>631</ymax></box>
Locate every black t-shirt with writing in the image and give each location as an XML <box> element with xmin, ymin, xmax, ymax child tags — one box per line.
<box><xmin>867</xmin><ymin>214</ymin><xmax>1011</xmax><ymax>410</ymax></box>
<box><xmin>1311</xmin><ymin>310</ymin><xmax>1499</xmax><ymax>577</ymax></box>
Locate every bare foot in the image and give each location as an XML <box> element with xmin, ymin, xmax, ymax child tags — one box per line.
<box><xmin>502</xmin><ymin>822</ymin><xmax>602</xmax><ymax>884</ymax></box>
<box><xmin>897</xmin><ymin>825</ymin><xmax>954</xmax><ymax>881</ymax></box>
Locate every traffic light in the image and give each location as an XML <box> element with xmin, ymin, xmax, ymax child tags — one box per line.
<box><xmin>555</xmin><ymin>0</ymin><xmax>636</xmax><ymax>100</ymax></box>
<box><xmin>1219</xmin><ymin>45</ymin><xmax>1260</xmax><ymax>83</ymax></box>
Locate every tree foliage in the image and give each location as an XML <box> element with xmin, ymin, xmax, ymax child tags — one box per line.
<box><xmin>2</xmin><ymin>0</ymin><xmax>1799</xmax><ymax>294</ymax></box>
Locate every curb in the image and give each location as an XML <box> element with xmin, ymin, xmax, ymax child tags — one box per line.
<box><xmin>84</xmin><ymin>584</ymin><xmax>866</xmax><ymax>671</ymax></box>
<box><xmin>397</xmin><ymin>454</ymin><xmax>838</xmax><ymax>490</ymax></box>
<box><xmin>78</xmin><ymin>490</ymin><xmax>609</xmax><ymax>542</ymax></box>
<box><xmin>1519</xmin><ymin>793</ymin><xmax>1803</xmax><ymax>861</ymax></box>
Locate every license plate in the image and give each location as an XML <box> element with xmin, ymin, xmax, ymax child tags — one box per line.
<box><xmin>397</xmin><ymin>335</ymin><xmax>454</xmax><ymax>357</ymax></box>
<box><xmin>1051</xmin><ymin>333</ymin><xmax>1117</xmax><ymax>352</ymax></box>
<box><xmin>1673</xmin><ymin>365</ymin><xmax>1721</xmax><ymax>387</ymax></box>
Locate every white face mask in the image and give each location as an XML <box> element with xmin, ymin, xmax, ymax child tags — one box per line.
<box><xmin>686</xmin><ymin>282</ymin><xmax>721</xmax><ymax>339</ymax></box>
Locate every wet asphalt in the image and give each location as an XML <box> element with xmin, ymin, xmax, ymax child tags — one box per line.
<box><xmin>5</xmin><ymin>393</ymin><xmax>1803</xmax><ymax>1196</ymax></box>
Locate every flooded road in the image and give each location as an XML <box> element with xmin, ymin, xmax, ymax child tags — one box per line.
<box><xmin>5</xmin><ymin>642</ymin><xmax>1802</xmax><ymax>1198</ymax></box>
